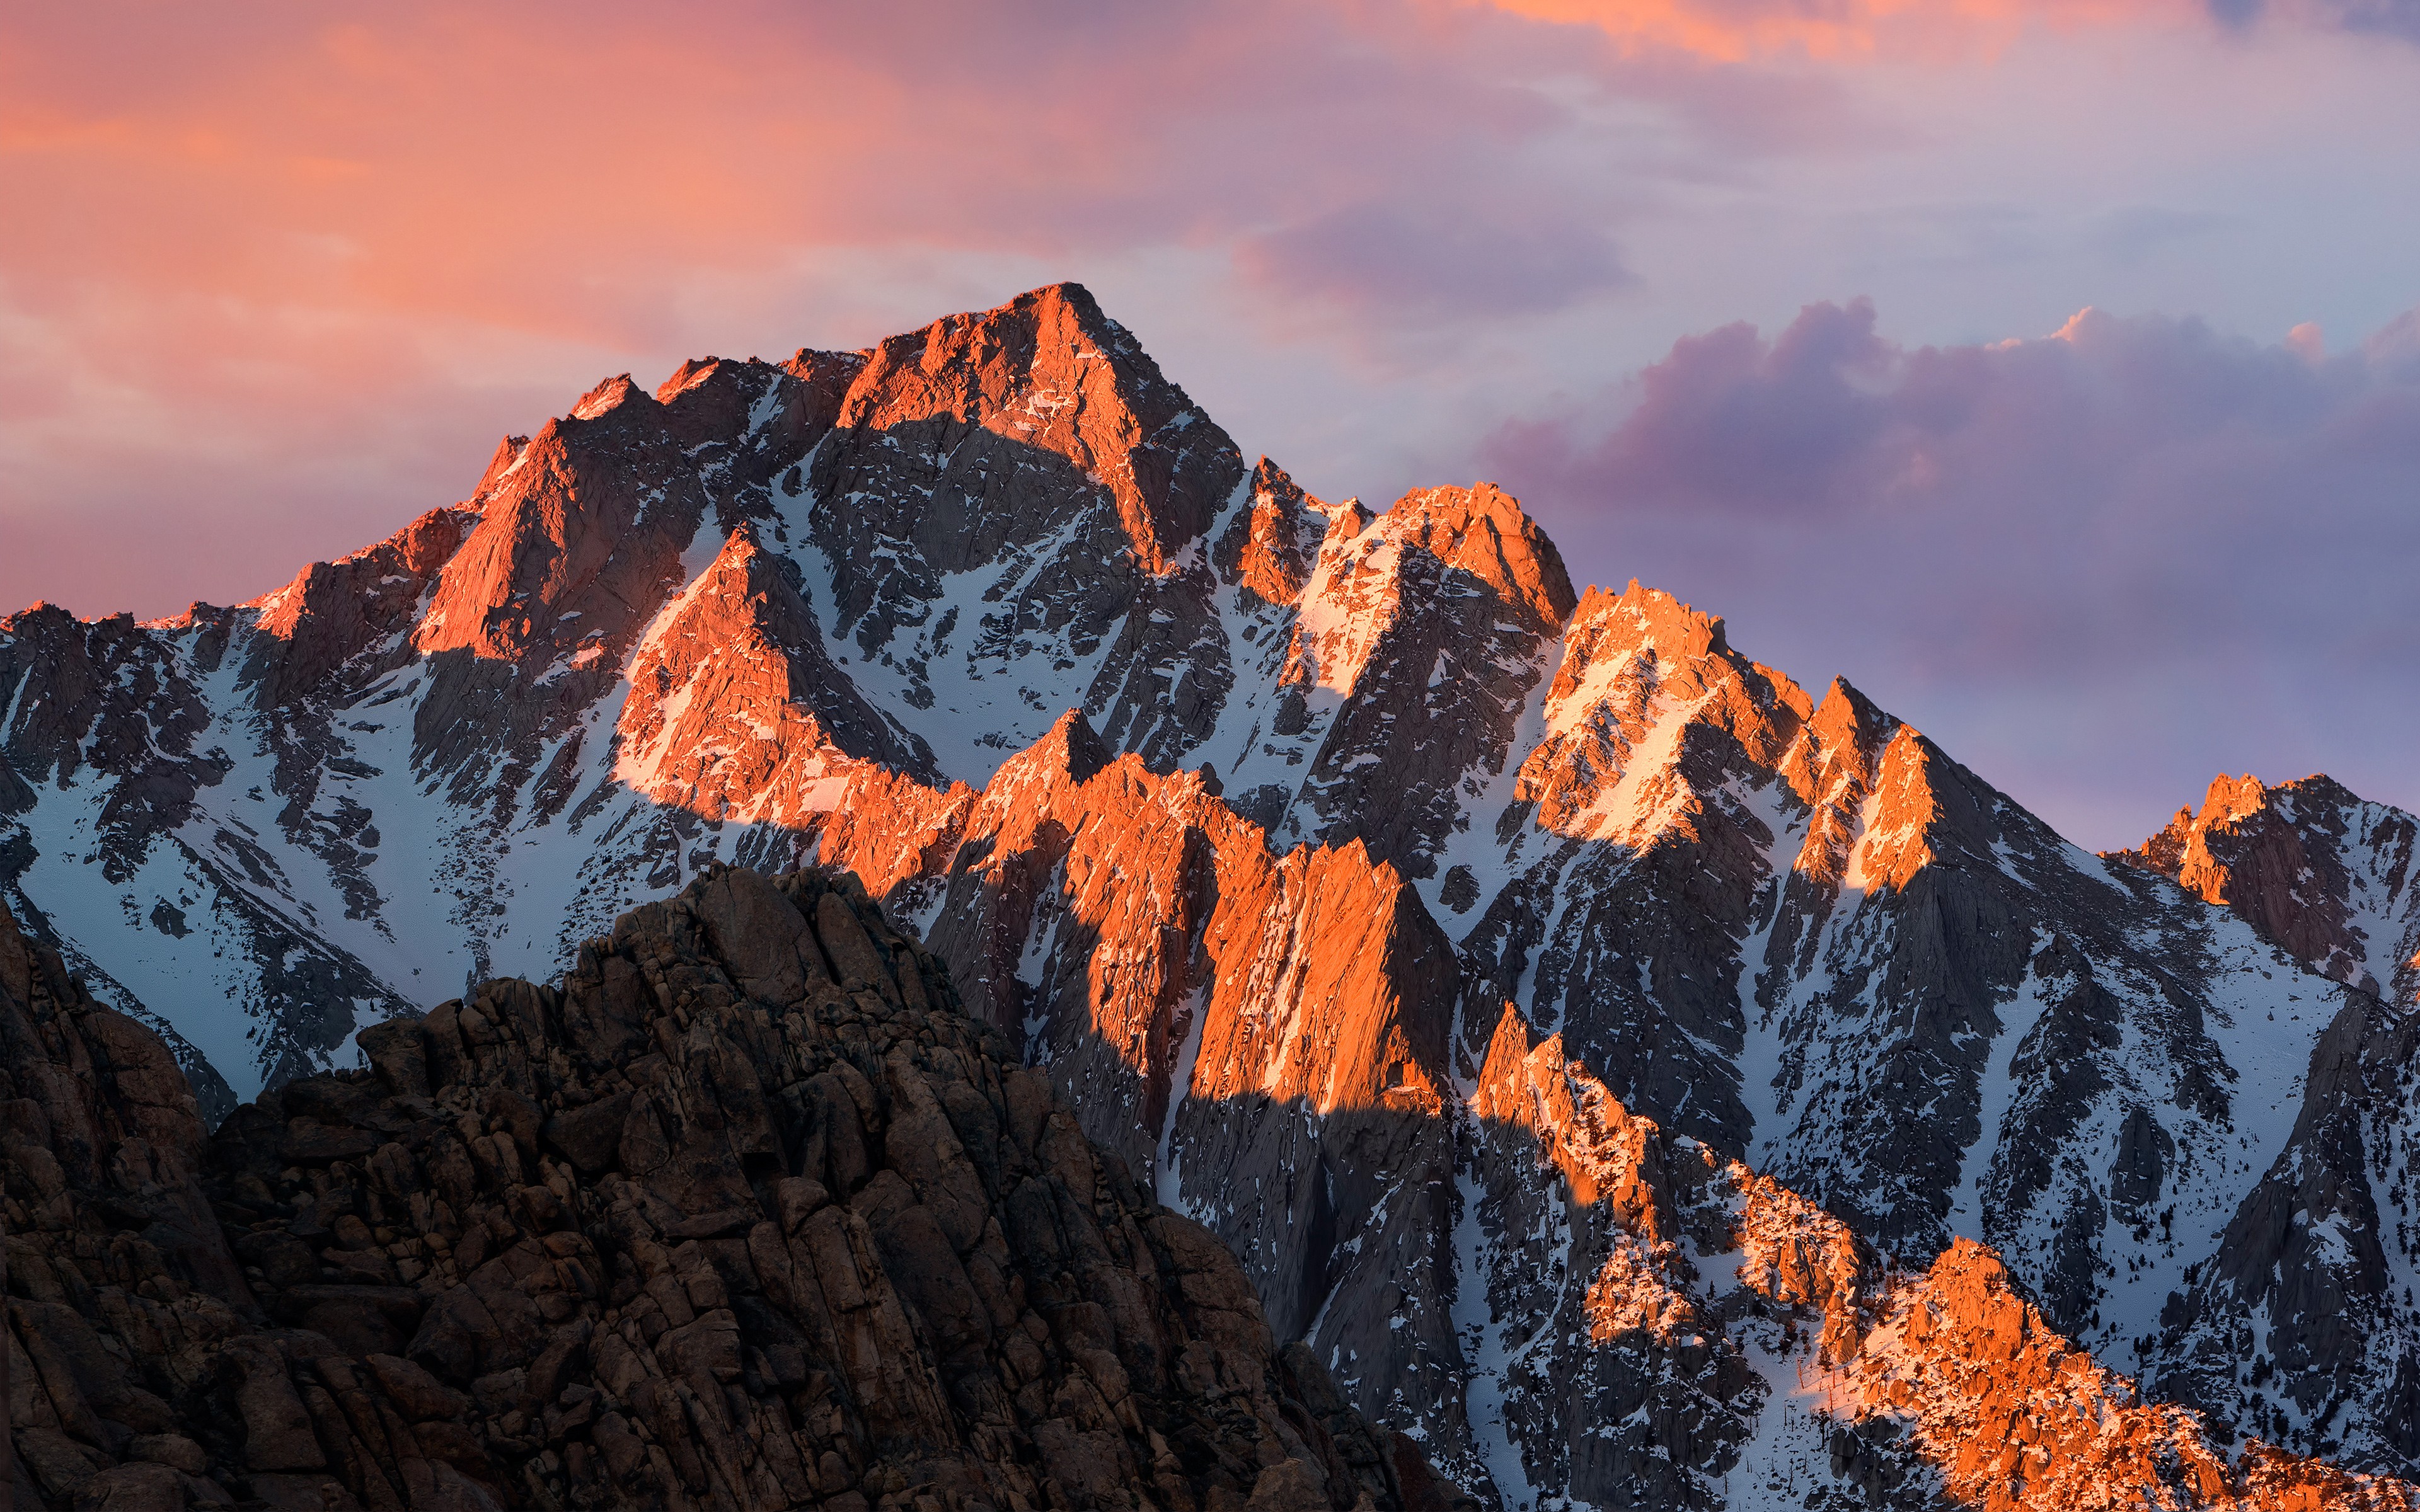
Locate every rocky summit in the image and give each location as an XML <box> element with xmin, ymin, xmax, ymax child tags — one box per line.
<box><xmin>7</xmin><ymin>284</ymin><xmax>2420</xmax><ymax>1509</ymax></box>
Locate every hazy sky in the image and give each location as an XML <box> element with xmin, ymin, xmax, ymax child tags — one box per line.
<box><xmin>4</xmin><ymin>0</ymin><xmax>2415</xmax><ymax>846</ymax></box>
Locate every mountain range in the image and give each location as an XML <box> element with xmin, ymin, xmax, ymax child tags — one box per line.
<box><xmin>5</xmin><ymin>283</ymin><xmax>2417</xmax><ymax>1510</ymax></box>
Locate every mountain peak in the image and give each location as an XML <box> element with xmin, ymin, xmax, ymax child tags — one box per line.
<box><xmin>1214</xmin><ymin>455</ymin><xmax>1335</xmax><ymax>605</ymax></box>
<box><xmin>568</xmin><ymin>372</ymin><xmax>651</xmax><ymax>422</ymax></box>
<box><xmin>2112</xmin><ymin>769</ymin><xmax>2414</xmax><ymax>996</ymax></box>
<box><xmin>1000</xmin><ymin>707</ymin><xmax>1115</xmax><ymax>789</ymax></box>
<box><xmin>2196</xmin><ymin>770</ymin><xmax>2271</xmax><ymax>827</ymax></box>
<box><xmin>614</xmin><ymin>521</ymin><xmax>938</xmax><ymax>815</ymax></box>
<box><xmin>654</xmin><ymin>355</ymin><xmax>723</xmax><ymax>404</ymax></box>
<box><xmin>824</xmin><ymin>280</ymin><xmax>1240</xmax><ymax>580</ymax></box>
<box><xmin>1385</xmin><ymin>481</ymin><xmax>1576</xmax><ymax>630</ymax></box>
<box><xmin>1571</xmin><ymin>578</ymin><xmax>1729</xmax><ymax>659</ymax></box>
<box><xmin>1804</xmin><ymin>675</ymin><xmax>1896</xmax><ymax>763</ymax></box>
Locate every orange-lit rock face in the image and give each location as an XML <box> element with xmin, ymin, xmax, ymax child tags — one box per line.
<box><xmin>921</xmin><ymin>708</ymin><xmax>1231</xmax><ymax>1116</ymax></box>
<box><xmin>1773</xmin><ymin>674</ymin><xmax>1901</xmax><ymax>889</ymax></box>
<box><xmin>2114</xmin><ymin>770</ymin><xmax>2420</xmax><ymax>1000</ymax></box>
<box><xmin>613</xmin><ymin>524</ymin><xmax>940</xmax><ymax>818</ymax></box>
<box><xmin>1473</xmin><ymin>1002</ymin><xmax>1667</xmax><ymax>1225</ymax></box>
<box><xmin>1465</xmin><ymin>1019</ymin><xmax>2420</xmax><ymax>1511</ymax></box>
<box><xmin>243</xmin><ymin>505</ymin><xmax>473</xmax><ymax>706</ymax></box>
<box><xmin>1809</xmin><ymin>1239</ymin><xmax>2420</xmax><ymax>1511</ymax></box>
<box><xmin>797</xmin><ymin>282</ymin><xmax>1248</xmax><ymax>776</ymax></box>
<box><xmin>825</xmin><ymin>282</ymin><xmax>1217</xmax><ymax>580</ymax></box>
<box><xmin>1190</xmin><ymin>839</ymin><xmax>1454</xmax><ymax>1117</ymax></box>
<box><xmin>1516</xmin><ymin>579</ymin><xmax>1807</xmax><ymax>843</ymax></box>
<box><xmin>414</xmin><ymin>394</ymin><xmax>696</xmax><ymax>668</ymax></box>
<box><xmin>1380</xmin><ymin>483</ymin><xmax>1576</xmax><ymax>634</ymax></box>
<box><xmin>913</xmin><ymin>705</ymin><xmax>1453</xmax><ymax>1138</ymax></box>
<box><xmin>1230</xmin><ymin>478</ymin><xmax>1569</xmax><ymax>879</ymax></box>
<box><xmin>1212</xmin><ymin>456</ymin><xmax>1337</xmax><ymax>609</ymax></box>
<box><xmin>887</xmin><ymin>703</ymin><xmax>1461</xmax><ymax>1378</ymax></box>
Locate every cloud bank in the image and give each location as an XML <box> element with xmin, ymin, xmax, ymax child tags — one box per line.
<box><xmin>1484</xmin><ymin>300</ymin><xmax>2420</xmax><ymax>842</ymax></box>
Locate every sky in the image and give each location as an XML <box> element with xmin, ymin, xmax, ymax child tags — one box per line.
<box><xmin>3</xmin><ymin>0</ymin><xmax>2415</xmax><ymax>847</ymax></box>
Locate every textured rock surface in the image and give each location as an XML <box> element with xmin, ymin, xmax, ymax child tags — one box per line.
<box><xmin>2114</xmin><ymin>772</ymin><xmax>2419</xmax><ymax>1002</ymax></box>
<box><xmin>874</xmin><ymin>709</ymin><xmax>1469</xmax><ymax>1477</ymax></box>
<box><xmin>2152</xmin><ymin>988</ymin><xmax>2420</xmax><ymax>1474</ymax></box>
<box><xmin>4</xmin><ymin>872</ymin><xmax>1454</xmax><ymax>1512</ymax></box>
<box><xmin>1386</xmin><ymin>997</ymin><xmax>2417</xmax><ymax>1510</ymax></box>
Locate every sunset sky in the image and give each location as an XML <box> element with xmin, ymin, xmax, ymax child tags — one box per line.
<box><xmin>5</xmin><ymin>0</ymin><xmax>2416</xmax><ymax>845</ymax></box>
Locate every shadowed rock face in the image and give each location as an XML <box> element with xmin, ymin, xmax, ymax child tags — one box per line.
<box><xmin>2113</xmin><ymin>772</ymin><xmax>2420</xmax><ymax>1003</ymax></box>
<box><xmin>877</xmin><ymin>709</ymin><xmax>1470</xmax><ymax>1470</ymax></box>
<box><xmin>2155</xmin><ymin>988</ymin><xmax>2420</xmax><ymax>1474</ymax></box>
<box><xmin>3</xmin><ymin>872</ymin><xmax>1458</xmax><ymax>1512</ymax></box>
<box><xmin>803</xmin><ymin>282</ymin><xmax>1247</xmax><ymax>776</ymax></box>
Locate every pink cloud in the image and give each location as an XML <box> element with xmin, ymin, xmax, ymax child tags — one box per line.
<box><xmin>1469</xmin><ymin>0</ymin><xmax>2420</xmax><ymax>61</ymax></box>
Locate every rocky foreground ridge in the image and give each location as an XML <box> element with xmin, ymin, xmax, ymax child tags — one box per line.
<box><xmin>4</xmin><ymin>869</ymin><xmax>1461</xmax><ymax>1512</ymax></box>
<box><xmin>10</xmin><ymin>869</ymin><xmax>2411</xmax><ymax>1512</ymax></box>
<box><xmin>8</xmin><ymin>283</ymin><xmax>2420</xmax><ymax>1503</ymax></box>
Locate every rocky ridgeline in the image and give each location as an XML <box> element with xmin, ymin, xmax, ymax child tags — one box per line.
<box><xmin>2112</xmin><ymin>773</ymin><xmax>2420</xmax><ymax>1004</ymax></box>
<box><xmin>1455</xmin><ymin>1002</ymin><xmax>2420</xmax><ymax>1511</ymax></box>
<box><xmin>2107</xmin><ymin>774</ymin><xmax>2420</xmax><ymax>1467</ymax></box>
<box><xmin>3</xmin><ymin>869</ymin><xmax>1460</xmax><ymax>1512</ymax></box>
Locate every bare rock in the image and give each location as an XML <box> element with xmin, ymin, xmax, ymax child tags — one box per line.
<box><xmin>0</xmin><ymin>876</ymin><xmax>1449</xmax><ymax>1512</ymax></box>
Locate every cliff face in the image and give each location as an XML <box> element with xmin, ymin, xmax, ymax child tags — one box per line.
<box><xmin>2113</xmin><ymin>772</ymin><xmax>2420</xmax><ymax>1004</ymax></box>
<box><xmin>3</xmin><ymin>873</ymin><xmax>1451</xmax><ymax>1512</ymax></box>
<box><xmin>1451</xmin><ymin>1002</ymin><xmax>2419</xmax><ymax>1511</ymax></box>
<box><xmin>2150</xmin><ymin>987</ymin><xmax>2420</xmax><ymax>1476</ymax></box>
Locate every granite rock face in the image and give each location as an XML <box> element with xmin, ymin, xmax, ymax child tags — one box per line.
<box><xmin>2113</xmin><ymin>772</ymin><xmax>2420</xmax><ymax>1004</ymax></box>
<box><xmin>4</xmin><ymin>871</ymin><xmax>1455</xmax><ymax>1512</ymax></box>
<box><xmin>2152</xmin><ymin>987</ymin><xmax>2420</xmax><ymax>1473</ymax></box>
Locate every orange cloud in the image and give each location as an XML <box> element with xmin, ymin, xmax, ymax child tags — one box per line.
<box><xmin>1479</xmin><ymin>0</ymin><xmax>2194</xmax><ymax>60</ymax></box>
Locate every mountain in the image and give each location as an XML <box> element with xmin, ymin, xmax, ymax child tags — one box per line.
<box><xmin>2111</xmin><ymin>775</ymin><xmax>2420</xmax><ymax>1473</ymax></box>
<box><xmin>2112</xmin><ymin>772</ymin><xmax>2419</xmax><ymax>1004</ymax></box>
<box><xmin>4</xmin><ymin>282</ymin><xmax>2416</xmax><ymax>1505</ymax></box>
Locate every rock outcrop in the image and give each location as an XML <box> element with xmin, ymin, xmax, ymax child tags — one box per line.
<box><xmin>885</xmin><ymin>710</ymin><xmax>1469</xmax><ymax>1477</ymax></box>
<box><xmin>1417</xmin><ymin>997</ymin><xmax>2417</xmax><ymax>1509</ymax></box>
<box><xmin>4</xmin><ymin>871</ymin><xmax>1455</xmax><ymax>1512</ymax></box>
<box><xmin>2114</xmin><ymin>772</ymin><xmax>2419</xmax><ymax>1002</ymax></box>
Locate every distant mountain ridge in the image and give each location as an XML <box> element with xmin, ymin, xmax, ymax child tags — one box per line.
<box><xmin>6</xmin><ymin>282</ymin><xmax>2418</xmax><ymax>1506</ymax></box>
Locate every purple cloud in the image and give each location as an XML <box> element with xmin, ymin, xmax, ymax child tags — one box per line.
<box><xmin>1482</xmin><ymin>300</ymin><xmax>2420</xmax><ymax>845</ymax></box>
<box><xmin>1235</xmin><ymin>196</ymin><xmax>1633</xmax><ymax>321</ymax></box>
